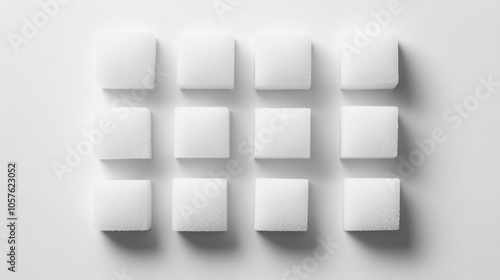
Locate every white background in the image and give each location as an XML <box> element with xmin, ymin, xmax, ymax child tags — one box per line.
<box><xmin>1</xmin><ymin>0</ymin><xmax>500</xmax><ymax>279</ymax></box>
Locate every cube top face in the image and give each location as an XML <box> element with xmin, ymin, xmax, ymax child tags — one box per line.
<box><xmin>254</xmin><ymin>178</ymin><xmax>309</xmax><ymax>231</ymax></box>
<box><xmin>254</xmin><ymin>108</ymin><xmax>311</xmax><ymax>159</ymax></box>
<box><xmin>94</xmin><ymin>107</ymin><xmax>152</xmax><ymax>160</ymax></box>
<box><xmin>172</xmin><ymin>178</ymin><xmax>227</xmax><ymax>232</ymax></box>
<box><xmin>343</xmin><ymin>178</ymin><xmax>400</xmax><ymax>231</ymax></box>
<box><xmin>339</xmin><ymin>33</ymin><xmax>398</xmax><ymax>90</ymax></box>
<box><xmin>96</xmin><ymin>31</ymin><xmax>157</xmax><ymax>89</ymax></box>
<box><xmin>340</xmin><ymin>106</ymin><xmax>398</xmax><ymax>159</ymax></box>
<box><xmin>254</xmin><ymin>35</ymin><xmax>312</xmax><ymax>90</ymax></box>
<box><xmin>177</xmin><ymin>35</ymin><xmax>235</xmax><ymax>89</ymax></box>
<box><xmin>94</xmin><ymin>180</ymin><xmax>152</xmax><ymax>231</ymax></box>
<box><xmin>174</xmin><ymin>107</ymin><xmax>230</xmax><ymax>158</ymax></box>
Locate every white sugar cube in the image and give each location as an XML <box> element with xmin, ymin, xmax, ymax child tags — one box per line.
<box><xmin>340</xmin><ymin>106</ymin><xmax>398</xmax><ymax>159</ymax></box>
<box><xmin>94</xmin><ymin>107</ymin><xmax>152</xmax><ymax>159</ymax></box>
<box><xmin>172</xmin><ymin>178</ymin><xmax>227</xmax><ymax>232</ymax></box>
<box><xmin>254</xmin><ymin>35</ymin><xmax>311</xmax><ymax>90</ymax></box>
<box><xmin>94</xmin><ymin>180</ymin><xmax>152</xmax><ymax>231</ymax></box>
<box><xmin>339</xmin><ymin>33</ymin><xmax>398</xmax><ymax>90</ymax></box>
<box><xmin>343</xmin><ymin>178</ymin><xmax>400</xmax><ymax>231</ymax></box>
<box><xmin>177</xmin><ymin>35</ymin><xmax>235</xmax><ymax>89</ymax></box>
<box><xmin>254</xmin><ymin>178</ymin><xmax>309</xmax><ymax>231</ymax></box>
<box><xmin>254</xmin><ymin>108</ymin><xmax>311</xmax><ymax>159</ymax></box>
<box><xmin>174</xmin><ymin>107</ymin><xmax>230</xmax><ymax>158</ymax></box>
<box><xmin>96</xmin><ymin>31</ymin><xmax>157</xmax><ymax>89</ymax></box>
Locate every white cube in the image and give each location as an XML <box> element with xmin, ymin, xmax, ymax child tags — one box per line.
<box><xmin>174</xmin><ymin>107</ymin><xmax>230</xmax><ymax>158</ymax></box>
<box><xmin>96</xmin><ymin>31</ymin><xmax>157</xmax><ymax>89</ymax></box>
<box><xmin>177</xmin><ymin>35</ymin><xmax>235</xmax><ymax>89</ymax></box>
<box><xmin>254</xmin><ymin>108</ymin><xmax>311</xmax><ymax>159</ymax></box>
<box><xmin>339</xmin><ymin>33</ymin><xmax>398</xmax><ymax>90</ymax></box>
<box><xmin>254</xmin><ymin>178</ymin><xmax>309</xmax><ymax>231</ymax></box>
<box><xmin>94</xmin><ymin>180</ymin><xmax>152</xmax><ymax>231</ymax></box>
<box><xmin>343</xmin><ymin>178</ymin><xmax>400</xmax><ymax>231</ymax></box>
<box><xmin>94</xmin><ymin>107</ymin><xmax>152</xmax><ymax>160</ymax></box>
<box><xmin>172</xmin><ymin>178</ymin><xmax>227</xmax><ymax>232</ymax></box>
<box><xmin>340</xmin><ymin>106</ymin><xmax>398</xmax><ymax>159</ymax></box>
<box><xmin>254</xmin><ymin>35</ymin><xmax>311</xmax><ymax>90</ymax></box>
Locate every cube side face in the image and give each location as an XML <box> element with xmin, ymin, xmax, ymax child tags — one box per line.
<box><xmin>177</xmin><ymin>35</ymin><xmax>235</xmax><ymax>89</ymax></box>
<box><xmin>343</xmin><ymin>178</ymin><xmax>400</xmax><ymax>231</ymax></box>
<box><xmin>174</xmin><ymin>107</ymin><xmax>230</xmax><ymax>158</ymax></box>
<box><xmin>94</xmin><ymin>107</ymin><xmax>152</xmax><ymax>159</ymax></box>
<box><xmin>254</xmin><ymin>36</ymin><xmax>312</xmax><ymax>90</ymax></box>
<box><xmin>339</xmin><ymin>33</ymin><xmax>398</xmax><ymax>90</ymax></box>
<box><xmin>254</xmin><ymin>178</ymin><xmax>309</xmax><ymax>231</ymax></box>
<box><xmin>254</xmin><ymin>108</ymin><xmax>311</xmax><ymax>159</ymax></box>
<box><xmin>94</xmin><ymin>180</ymin><xmax>152</xmax><ymax>231</ymax></box>
<box><xmin>172</xmin><ymin>178</ymin><xmax>227</xmax><ymax>232</ymax></box>
<box><xmin>340</xmin><ymin>106</ymin><xmax>398</xmax><ymax>159</ymax></box>
<box><xmin>96</xmin><ymin>31</ymin><xmax>157</xmax><ymax>89</ymax></box>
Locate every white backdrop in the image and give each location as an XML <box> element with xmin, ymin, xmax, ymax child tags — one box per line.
<box><xmin>1</xmin><ymin>0</ymin><xmax>500</xmax><ymax>279</ymax></box>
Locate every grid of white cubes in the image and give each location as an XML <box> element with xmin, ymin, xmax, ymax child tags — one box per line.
<box><xmin>174</xmin><ymin>107</ymin><xmax>230</xmax><ymax>158</ymax></box>
<box><xmin>94</xmin><ymin>180</ymin><xmax>152</xmax><ymax>231</ymax></box>
<box><xmin>254</xmin><ymin>178</ymin><xmax>309</xmax><ymax>231</ymax></box>
<box><xmin>340</xmin><ymin>106</ymin><xmax>398</xmax><ymax>159</ymax></box>
<box><xmin>177</xmin><ymin>35</ymin><xmax>235</xmax><ymax>89</ymax></box>
<box><xmin>96</xmin><ymin>30</ymin><xmax>157</xmax><ymax>89</ymax></box>
<box><xmin>339</xmin><ymin>34</ymin><xmax>401</xmax><ymax>232</ymax></box>
<box><xmin>343</xmin><ymin>178</ymin><xmax>400</xmax><ymax>231</ymax></box>
<box><xmin>254</xmin><ymin>35</ymin><xmax>312</xmax><ymax>90</ymax></box>
<box><xmin>172</xmin><ymin>178</ymin><xmax>227</xmax><ymax>232</ymax></box>
<box><xmin>254</xmin><ymin>108</ymin><xmax>311</xmax><ymax>159</ymax></box>
<box><xmin>339</xmin><ymin>33</ymin><xmax>398</xmax><ymax>90</ymax></box>
<box><xmin>94</xmin><ymin>107</ymin><xmax>152</xmax><ymax>160</ymax></box>
<box><xmin>92</xmin><ymin>31</ymin><xmax>406</xmax><ymax>234</ymax></box>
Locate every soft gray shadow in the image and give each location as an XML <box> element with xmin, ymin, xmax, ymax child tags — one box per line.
<box><xmin>180</xmin><ymin>89</ymin><xmax>235</xmax><ymax>95</ymax></box>
<box><xmin>179</xmin><ymin>231</ymin><xmax>237</xmax><ymax>251</ymax></box>
<box><xmin>396</xmin><ymin>117</ymin><xmax>413</xmax><ymax>164</ymax></box>
<box><xmin>175</xmin><ymin>158</ymin><xmax>234</xmax><ymax>172</ymax></box>
<box><xmin>99</xmin><ymin>159</ymin><xmax>158</xmax><ymax>178</ymax></box>
<box><xmin>103</xmin><ymin>228</ymin><xmax>160</xmax><ymax>252</ymax></box>
<box><xmin>346</xmin><ymin>188</ymin><xmax>413</xmax><ymax>250</ymax></box>
<box><xmin>393</xmin><ymin>45</ymin><xmax>417</xmax><ymax>106</ymax></box>
<box><xmin>256</xmin><ymin>182</ymin><xmax>321</xmax><ymax>251</ymax></box>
